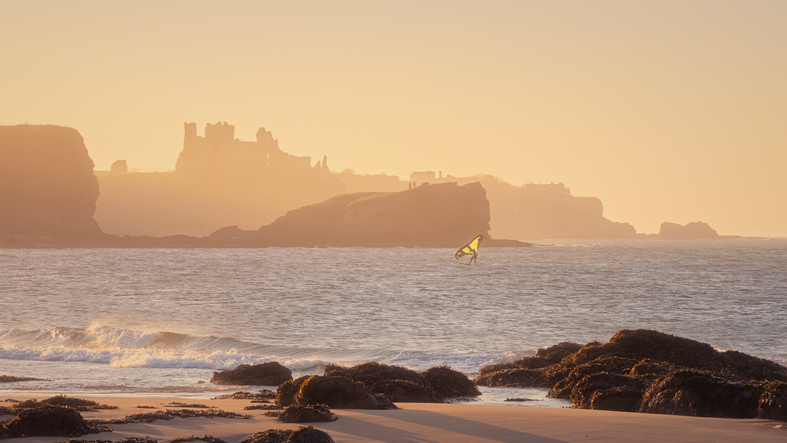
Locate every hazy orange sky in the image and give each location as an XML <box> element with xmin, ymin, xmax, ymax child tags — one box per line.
<box><xmin>2</xmin><ymin>1</ymin><xmax>785</xmax><ymax>236</ymax></box>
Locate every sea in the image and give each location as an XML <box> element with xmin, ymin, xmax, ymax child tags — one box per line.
<box><xmin>1</xmin><ymin>239</ymin><xmax>785</xmax><ymax>407</ymax></box>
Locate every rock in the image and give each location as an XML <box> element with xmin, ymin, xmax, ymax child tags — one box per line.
<box><xmin>758</xmin><ymin>382</ymin><xmax>787</xmax><ymax>421</ymax></box>
<box><xmin>325</xmin><ymin>362</ymin><xmax>426</xmax><ymax>387</ymax></box>
<box><xmin>548</xmin><ymin>357</ymin><xmax>639</xmax><ymax>400</ymax></box>
<box><xmin>475</xmin><ymin>367</ymin><xmax>550</xmax><ymax>388</ymax></box>
<box><xmin>232</xmin><ymin>182</ymin><xmax>491</xmax><ymax>247</ymax></box>
<box><xmin>325</xmin><ymin>362</ymin><xmax>439</xmax><ymax>402</ymax></box>
<box><xmin>323</xmin><ymin>362</ymin><xmax>478</xmax><ymax>402</ymax></box>
<box><xmin>475</xmin><ymin>343</ymin><xmax>582</xmax><ymax>387</ymax></box>
<box><xmin>628</xmin><ymin>359</ymin><xmax>674</xmax><ymax>379</ymax></box>
<box><xmin>2</xmin><ymin>405</ymin><xmax>94</xmax><ymax>438</ymax></box>
<box><xmin>638</xmin><ymin>370</ymin><xmax>760</xmax><ymax>418</ymax></box>
<box><xmin>241</xmin><ymin>429</ymin><xmax>293</xmax><ymax>443</ymax></box>
<box><xmin>369</xmin><ymin>379</ymin><xmax>442</xmax><ymax>403</ymax></box>
<box><xmin>0</xmin><ymin>125</ymin><xmax>102</xmax><ymax>241</ymax></box>
<box><xmin>276</xmin><ymin>376</ymin><xmax>311</xmax><ymax>407</ymax></box>
<box><xmin>278</xmin><ymin>404</ymin><xmax>336</xmax><ymax>423</ymax></box>
<box><xmin>569</xmin><ymin>372</ymin><xmax>646</xmax><ymax>411</ymax></box>
<box><xmin>295</xmin><ymin>376</ymin><xmax>396</xmax><ymax>409</ymax></box>
<box><xmin>589</xmin><ymin>385</ymin><xmax>645</xmax><ymax>412</ymax></box>
<box><xmin>287</xmin><ymin>426</ymin><xmax>335</xmax><ymax>443</ymax></box>
<box><xmin>656</xmin><ymin>221</ymin><xmax>720</xmax><ymax>239</ymax></box>
<box><xmin>241</xmin><ymin>426</ymin><xmax>334</xmax><ymax>443</ymax></box>
<box><xmin>535</xmin><ymin>342</ymin><xmax>584</xmax><ymax>364</ymax></box>
<box><xmin>421</xmin><ymin>366</ymin><xmax>480</xmax><ymax>398</ymax></box>
<box><xmin>211</xmin><ymin>362</ymin><xmax>293</xmax><ymax>386</ymax></box>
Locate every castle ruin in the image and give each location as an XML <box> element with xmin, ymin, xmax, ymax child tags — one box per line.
<box><xmin>175</xmin><ymin>122</ymin><xmax>329</xmax><ymax>181</ymax></box>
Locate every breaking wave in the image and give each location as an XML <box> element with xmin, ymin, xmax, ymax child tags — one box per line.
<box><xmin>0</xmin><ymin>323</ymin><xmax>520</xmax><ymax>375</ymax></box>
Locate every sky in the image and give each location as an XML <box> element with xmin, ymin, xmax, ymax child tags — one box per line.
<box><xmin>2</xmin><ymin>1</ymin><xmax>785</xmax><ymax>236</ymax></box>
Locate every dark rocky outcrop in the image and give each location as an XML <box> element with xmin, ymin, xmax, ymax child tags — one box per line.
<box><xmin>224</xmin><ymin>182</ymin><xmax>493</xmax><ymax>247</ymax></box>
<box><xmin>241</xmin><ymin>426</ymin><xmax>335</xmax><ymax>443</ymax></box>
<box><xmin>324</xmin><ymin>362</ymin><xmax>480</xmax><ymax>402</ymax></box>
<box><xmin>367</xmin><ymin>379</ymin><xmax>442</xmax><ymax>403</ymax></box>
<box><xmin>0</xmin><ymin>125</ymin><xmax>102</xmax><ymax>242</ymax></box>
<box><xmin>278</xmin><ymin>404</ymin><xmax>336</xmax><ymax>423</ymax></box>
<box><xmin>1</xmin><ymin>405</ymin><xmax>98</xmax><ymax>438</ymax></box>
<box><xmin>295</xmin><ymin>376</ymin><xmax>396</xmax><ymax>410</ymax></box>
<box><xmin>655</xmin><ymin>221</ymin><xmax>720</xmax><ymax>239</ymax></box>
<box><xmin>277</xmin><ymin>375</ymin><xmax>395</xmax><ymax>410</ymax></box>
<box><xmin>421</xmin><ymin>366</ymin><xmax>481</xmax><ymax>398</ymax></box>
<box><xmin>276</xmin><ymin>376</ymin><xmax>312</xmax><ymax>408</ymax></box>
<box><xmin>759</xmin><ymin>382</ymin><xmax>787</xmax><ymax>421</ymax></box>
<box><xmin>210</xmin><ymin>362</ymin><xmax>293</xmax><ymax>386</ymax></box>
<box><xmin>638</xmin><ymin>370</ymin><xmax>760</xmax><ymax>418</ymax></box>
<box><xmin>475</xmin><ymin>329</ymin><xmax>787</xmax><ymax>420</ymax></box>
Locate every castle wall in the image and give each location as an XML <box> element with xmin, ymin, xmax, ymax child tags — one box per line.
<box><xmin>175</xmin><ymin>122</ymin><xmax>316</xmax><ymax>181</ymax></box>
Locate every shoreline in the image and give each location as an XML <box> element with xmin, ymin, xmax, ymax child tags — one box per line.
<box><xmin>1</xmin><ymin>394</ymin><xmax>786</xmax><ymax>443</ymax></box>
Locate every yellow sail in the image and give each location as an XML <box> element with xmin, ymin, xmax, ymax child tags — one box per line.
<box><xmin>455</xmin><ymin>235</ymin><xmax>485</xmax><ymax>260</ymax></box>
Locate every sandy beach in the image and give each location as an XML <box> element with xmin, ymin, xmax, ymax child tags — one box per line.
<box><xmin>1</xmin><ymin>394</ymin><xmax>785</xmax><ymax>443</ymax></box>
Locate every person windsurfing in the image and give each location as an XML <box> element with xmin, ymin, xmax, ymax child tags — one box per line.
<box><xmin>455</xmin><ymin>234</ymin><xmax>485</xmax><ymax>265</ymax></box>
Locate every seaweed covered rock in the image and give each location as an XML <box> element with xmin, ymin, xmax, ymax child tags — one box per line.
<box><xmin>324</xmin><ymin>362</ymin><xmax>477</xmax><ymax>402</ymax></box>
<box><xmin>758</xmin><ymin>382</ymin><xmax>787</xmax><ymax>421</ymax></box>
<box><xmin>569</xmin><ymin>372</ymin><xmax>646</xmax><ymax>411</ymax></box>
<box><xmin>475</xmin><ymin>329</ymin><xmax>787</xmax><ymax>420</ymax></box>
<box><xmin>2</xmin><ymin>405</ymin><xmax>95</xmax><ymax>438</ymax></box>
<box><xmin>549</xmin><ymin>357</ymin><xmax>639</xmax><ymax>399</ymax></box>
<box><xmin>475</xmin><ymin>367</ymin><xmax>550</xmax><ymax>388</ymax></box>
<box><xmin>13</xmin><ymin>395</ymin><xmax>116</xmax><ymax>411</ymax></box>
<box><xmin>569</xmin><ymin>330</ymin><xmax>787</xmax><ymax>383</ymax></box>
<box><xmin>639</xmin><ymin>370</ymin><xmax>760</xmax><ymax>418</ymax></box>
<box><xmin>325</xmin><ymin>362</ymin><xmax>425</xmax><ymax>387</ymax></box>
<box><xmin>475</xmin><ymin>342</ymin><xmax>582</xmax><ymax>387</ymax></box>
<box><xmin>278</xmin><ymin>404</ymin><xmax>336</xmax><ymax>423</ymax></box>
<box><xmin>295</xmin><ymin>376</ymin><xmax>396</xmax><ymax>409</ymax></box>
<box><xmin>370</xmin><ymin>379</ymin><xmax>442</xmax><ymax>403</ymax></box>
<box><xmin>241</xmin><ymin>426</ymin><xmax>334</xmax><ymax>443</ymax></box>
<box><xmin>535</xmin><ymin>342</ymin><xmax>584</xmax><ymax>363</ymax></box>
<box><xmin>211</xmin><ymin>362</ymin><xmax>293</xmax><ymax>386</ymax></box>
<box><xmin>421</xmin><ymin>366</ymin><xmax>481</xmax><ymax>398</ymax></box>
<box><xmin>277</xmin><ymin>376</ymin><xmax>311</xmax><ymax>408</ymax></box>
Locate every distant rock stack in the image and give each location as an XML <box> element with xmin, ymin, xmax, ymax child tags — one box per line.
<box><xmin>0</xmin><ymin>125</ymin><xmax>103</xmax><ymax>240</ymax></box>
<box><xmin>246</xmin><ymin>181</ymin><xmax>491</xmax><ymax>247</ymax></box>
<box><xmin>657</xmin><ymin>222</ymin><xmax>720</xmax><ymax>239</ymax></box>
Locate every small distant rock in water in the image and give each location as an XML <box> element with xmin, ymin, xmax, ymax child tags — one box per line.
<box><xmin>504</xmin><ymin>397</ymin><xmax>540</xmax><ymax>402</ymax></box>
<box><xmin>211</xmin><ymin>362</ymin><xmax>293</xmax><ymax>386</ymax></box>
<box><xmin>656</xmin><ymin>221</ymin><xmax>721</xmax><ymax>239</ymax></box>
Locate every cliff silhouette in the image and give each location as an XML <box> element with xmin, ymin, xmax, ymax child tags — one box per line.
<box><xmin>0</xmin><ymin>125</ymin><xmax>102</xmax><ymax>241</ymax></box>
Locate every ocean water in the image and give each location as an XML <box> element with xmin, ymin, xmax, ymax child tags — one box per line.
<box><xmin>1</xmin><ymin>239</ymin><xmax>785</xmax><ymax>407</ymax></box>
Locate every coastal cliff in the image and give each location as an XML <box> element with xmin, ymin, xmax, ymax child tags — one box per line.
<box><xmin>0</xmin><ymin>125</ymin><xmax>102</xmax><ymax>241</ymax></box>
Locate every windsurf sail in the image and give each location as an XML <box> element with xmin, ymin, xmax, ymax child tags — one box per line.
<box><xmin>455</xmin><ymin>234</ymin><xmax>485</xmax><ymax>260</ymax></box>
